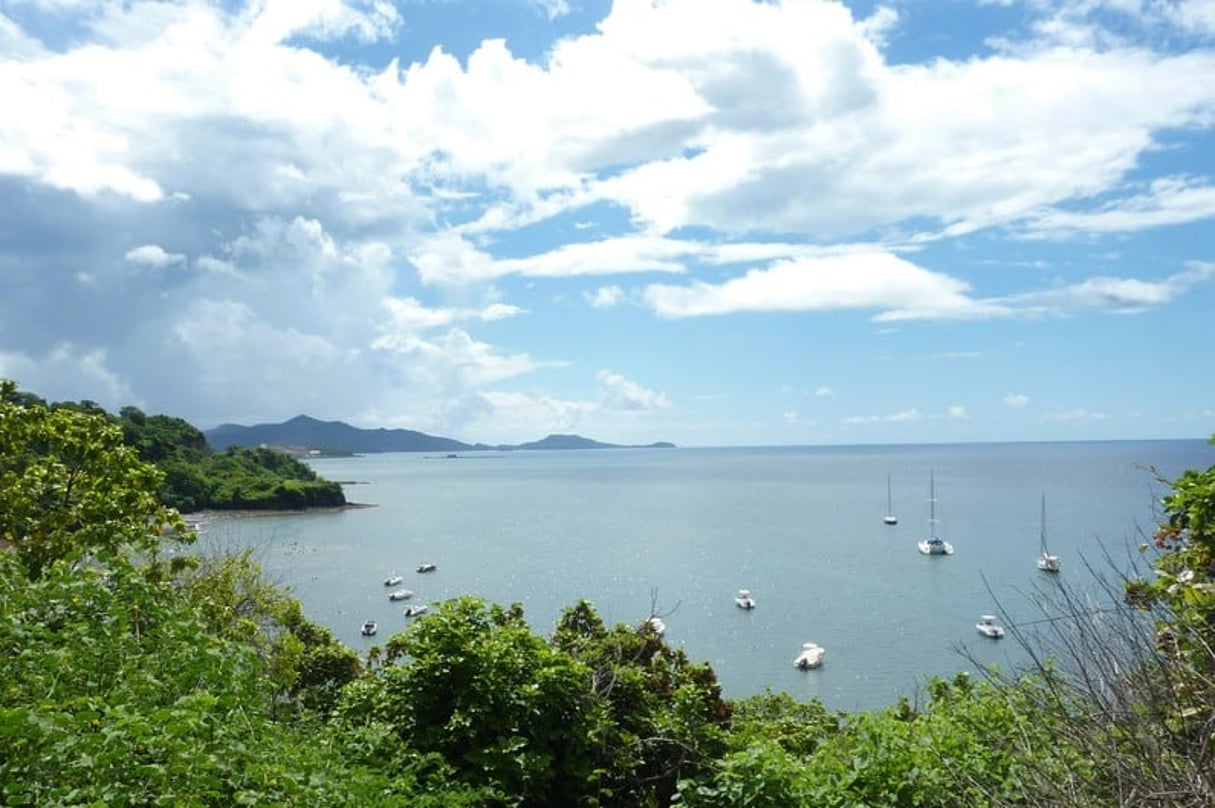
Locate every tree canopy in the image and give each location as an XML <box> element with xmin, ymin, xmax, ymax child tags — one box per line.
<box><xmin>3</xmin><ymin>381</ymin><xmax>346</xmax><ymax>514</ymax></box>
<box><xmin>0</xmin><ymin>379</ymin><xmax>180</xmax><ymax>579</ymax></box>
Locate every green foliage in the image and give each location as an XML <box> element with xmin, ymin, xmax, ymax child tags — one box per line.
<box><xmin>726</xmin><ymin>690</ymin><xmax>841</xmax><ymax>758</ymax></box>
<box><xmin>551</xmin><ymin>600</ymin><xmax>732</xmax><ymax>807</ymax></box>
<box><xmin>1</xmin><ymin>380</ymin><xmax>347</xmax><ymax>513</ymax></box>
<box><xmin>676</xmin><ymin>740</ymin><xmax>819</xmax><ymax>807</ymax></box>
<box><xmin>274</xmin><ymin>598</ymin><xmax>363</xmax><ymax>714</ymax></box>
<box><xmin>338</xmin><ymin>598</ymin><xmax>734</xmax><ymax>806</ymax></box>
<box><xmin>117</xmin><ymin>401</ymin><xmax>345</xmax><ymax>511</ymax></box>
<box><xmin>198</xmin><ymin>446</ymin><xmax>346</xmax><ymax>511</ymax></box>
<box><xmin>1099</xmin><ymin>439</ymin><xmax>1215</xmax><ymax>805</ymax></box>
<box><xmin>1125</xmin><ymin>445</ymin><xmax>1215</xmax><ymax>708</ymax></box>
<box><xmin>119</xmin><ymin>408</ymin><xmax>208</xmax><ymax>464</ymax></box>
<box><xmin>176</xmin><ymin>549</ymin><xmax>362</xmax><ymax>715</ymax></box>
<box><xmin>0</xmin><ymin>551</ymin><xmax>412</xmax><ymax>807</ymax></box>
<box><xmin>1126</xmin><ymin>445</ymin><xmax>1215</xmax><ymax>651</ymax></box>
<box><xmin>341</xmin><ymin>597</ymin><xmax>604</xmax><ymax>806</ymax></box>
<box><xmin>0</xmin><ymin>388</ymin><xmax>403</xmax><ymax>805</ymax></box>
<box><xmin>1</xmin><ymin>552</ymin><xmax>256</xmax><ymax>804</ymax></box>
<box><xmin>0</xmin><ymin>379</ymin><xmax>184</xmax><ymax>579</ymax></box>
<box><xmin>681</xmin><ymin>672</ymin><xmax>1078</xmax><ymax>808</ymax></box>
<box><xmin>158</xmin><ymin>457</ymin><xmax>213</xmax><ymax>513</ymax></box>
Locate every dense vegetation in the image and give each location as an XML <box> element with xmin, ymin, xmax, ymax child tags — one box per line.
<box><xmin>2</xmin><ymin>378</ymin><xmax>1212</xmax><ymax>805</ymax></box>
<box><xmin>3</xmin><ymin>386</ymin><xmax>345</xmax><ymax>513</ymax></box>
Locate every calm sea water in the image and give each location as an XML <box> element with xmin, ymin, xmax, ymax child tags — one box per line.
<box><xmin>198</xmin><ymin>439</ymin><xmax>1212</xmax><ymax>712</ymax></box>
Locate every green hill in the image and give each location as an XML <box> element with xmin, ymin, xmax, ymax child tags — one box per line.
<box><xmin>3</xmin><ymin>390</ymin><xmax>346</xmax><ymax>513</ymax></box>
<box><xmin>206</xmin><ymin>414</ymin><xmax>475</xmax><ymax>454</ymax></box>
<box><xmin>205</xmin><ymin>417</ymin><xmax>676</xmax><ymax>453</ymax></box>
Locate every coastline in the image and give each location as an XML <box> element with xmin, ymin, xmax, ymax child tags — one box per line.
<box><xmin>184</xmin><ymin>501</ymin><xmax>377</xmax><ymax>530</ymax></box>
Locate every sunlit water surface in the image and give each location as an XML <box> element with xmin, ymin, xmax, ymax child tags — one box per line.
<box><xmin>198</xmin><ymin>440</ymin><xmax>1210</xmax><ymax>712</ymax></box>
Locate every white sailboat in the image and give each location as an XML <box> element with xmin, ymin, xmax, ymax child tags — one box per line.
<box><xmin>917</xmin><ymin>470</ymin><xmax>954</xmax><ymax>555</ymax></box>
<box><xmin>1036</xmin><ymin>494</ymin><xmax>1062</xmax><ymax>572</ymax></box>
<box><xmin>883</xmin><ymin>474</ymin><xmax>898</xmax><ymax>525</ymax></box>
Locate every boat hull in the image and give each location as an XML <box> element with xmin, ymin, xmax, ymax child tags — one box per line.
<box><xmin>976</xmin><ymin>615</ymin><xmax>1005</xmax><ymax>638</ymax></box>
<box><xmin>793</xmin><ymin>644</ymin><xmax>825</xmax><ymax>669</ymax></box>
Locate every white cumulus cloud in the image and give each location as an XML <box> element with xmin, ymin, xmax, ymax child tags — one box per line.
<box><xmin>125</xmin><ymin>244</ymin><xmax>185</xmax><ymax>268</ymax></box>
<box><xmin>597</xmin><ymin>369</ymin><xmax>671</xmax><ymax>412</ymax></box>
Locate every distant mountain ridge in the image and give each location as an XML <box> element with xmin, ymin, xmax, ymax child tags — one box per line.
<box><xmin>204</xmin><ymin>415</ymin><xmax>675</xmax><ymax>454</ymax></box>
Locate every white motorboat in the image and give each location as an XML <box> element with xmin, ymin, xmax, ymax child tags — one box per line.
<box><xmin>360</xmin><ymin>620</ymin><xmax>378</xmax><ymax>636</ymax></box>
<box><xmin>883</xmin><ymin>474</ymin><xmax>898</xmax><ymax>525</ymax></box>
<box><xmin>416</xmin><ymin>562</ymin><xmax>437</xmax><ymax>573</ymax></box>
<box><xmin>387</xmin><ymin>588</ymin><xmax>415</xmax><ymax>601</ymax></box>
<box><xmin>976</xmin><ymin>615</ymin><xmax>1005</xmax><ymax>639</ymax></box>
<box><xmin>384</xmin><ymin>575</ymin><xmax>403</xmax><ymax>587</ymax></box>
<box><xmin>793</xmin><ymin>642</ymin><xmax>825</xmax><ymax>669</ymax></box>
<box><xmin>644</xmin><ymin>616</ymin><xmax>667</xmax><ymax>636</ymax></box>
<box><xmin>917</xmin><ymin>471</ymin><xmax>954</xmax><ymax>556</ymax></box>
<box><xmin>735</xmin><ymin>589</ymin><xmax>757</xmax><ymax>610</ymax></box>
<box><xmin>404</xmin><ymin>604</ymin><xmax>429</xmax><ymax>618</ymax></box>
<box><xmin>1036</xmin><ymin>495</ymin><xmax>1062</xmax><ymax>572</ymax></box>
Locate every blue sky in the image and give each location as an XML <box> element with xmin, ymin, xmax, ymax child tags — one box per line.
<box><xmin>2</xmin><ymin>0</ymin><xmax>1214</xmax><ymax>447</ymax></box>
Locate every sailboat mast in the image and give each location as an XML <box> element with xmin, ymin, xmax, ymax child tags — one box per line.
<box><xmin>884</xmin><ymin>474</ymin><xmax>899</xmax><ymax>525</ymax></box>
<box><xmin>929</xmin><ymin>470</ymin><xmax>937</xmax><ymax>534</ymax></box>
<box><xmin>1040</xmin><ymin>494</ymin><xmax>1047</xmax><ymax>552</ymax></box>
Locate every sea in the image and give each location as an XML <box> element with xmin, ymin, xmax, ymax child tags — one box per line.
<box><xmin>196</xmin><ymin>439</ymin><xmax>1213</xmax><ymax>713</ymax></box>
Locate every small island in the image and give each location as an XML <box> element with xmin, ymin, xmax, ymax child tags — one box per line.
<box><xmin>509</xmin><ymin>433</ymin><xmax>676</xmax><ymax>451</ymax></box>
